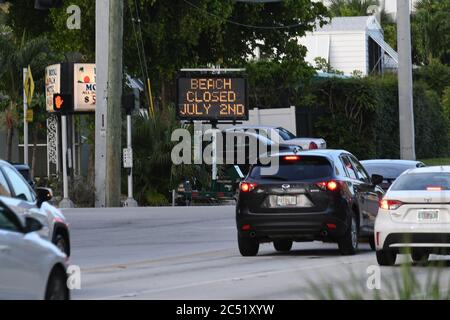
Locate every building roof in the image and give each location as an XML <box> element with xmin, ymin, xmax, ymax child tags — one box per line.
<box><xmin>313</xmin><ymin>16</ymin><xmax>382</xmax><ymax>33</ymax></box>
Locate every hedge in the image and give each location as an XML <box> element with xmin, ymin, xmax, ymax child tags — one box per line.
<box><xmin>304</xmin><ymin>75</ymin><xmax>449</xmax><ymax>160</ymax></box>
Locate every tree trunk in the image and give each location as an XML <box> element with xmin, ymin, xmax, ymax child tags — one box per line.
<box><xmin>5</xmin><ymin>102</ymin><xmax>14</xmax><ymax>162</ymax></box>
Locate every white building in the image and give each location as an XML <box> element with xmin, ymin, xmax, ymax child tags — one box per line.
<box><xmin>313</xmin><ymin>0</ymin><xmax>418</xmax><ymax>20</ymax></box>
<box><xmin>298</xmin><ymin>16</ymin><xmax>398</xmax><ymax>76</ymax></box>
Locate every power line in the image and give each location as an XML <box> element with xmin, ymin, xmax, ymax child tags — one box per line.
<box><xmin>182</xmin><ymin>0</ymin><xmax>307</xmax><ymax>30</ymax></box>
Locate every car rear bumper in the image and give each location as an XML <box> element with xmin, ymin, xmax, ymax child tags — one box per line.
<box><xmin>236</xmin><ymin>207</ymin><xmax>349</xmax><ymax>241</ymax></box>
<box><xmin>375</xmin><ymin>212</ymin><xmax>450</xmax><ymax>251</ymax></box>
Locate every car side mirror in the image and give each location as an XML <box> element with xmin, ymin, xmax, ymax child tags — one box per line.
<box><xmin>371</xmin><ymin>174</ymin><xmax>384</xmax><ymax>186</ymax></box>
<box><xmin>36</xmin><ymin>187</ymin><xmax>53</xmax><ymax>207</ymax></box>
<box><xmin>25</xmin><ymin>216</ymin><xmax>43</xmax><ymax>233</ymax></box>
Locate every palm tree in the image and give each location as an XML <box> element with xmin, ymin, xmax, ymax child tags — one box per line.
<box><xmin>0</xmin><ymin>30</ymin><xmax>52</xmax><ymax>161</ymax></box>
<box><xmin>328</xmin><ymin>0</ymin><xmax>379</xmax><ymax>17</ymax></box>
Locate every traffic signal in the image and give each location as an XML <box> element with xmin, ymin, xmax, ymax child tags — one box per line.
<box><xmin>34</xmin><ymin>0</ymin><xmax>63</xmax><ymax>10</ymax></box>
<box><xmin>53</xmin><ymin>93</ymin><xmax>72</xmax><ymax>113</ymax></box>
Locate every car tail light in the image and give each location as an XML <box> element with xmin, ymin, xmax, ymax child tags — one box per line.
<box><xmin>379</xmin><ymin>199</ymin><xmax>403</xmax><ymax>210</ymax></box>
<box><xmin>316</xmin><ymin>181</ymin><xmax>339</xmax><ymax>191</ymax></box>
<box><xmin>192</xmin><ymin>191</ymin><xmax>199</xmax><ymax>198</ymax></box>
<box><xmin>309</xmin><ymin>142</ymin><xmax>318</xmax><ymax>150</ymax></box>
<box><xmin>240</xmin><ymin>182</ymin><xmax>257</xmax><ymax>193</ymax></box>
<box><xmin>242</xmin><ymin>224</ymin><xmax>251</xmax><ymax>231</ymax></box>
<box><xmin>283</xmin><ymin>155</ymin><xmax>300</xmax><ymax>161</ymax></box>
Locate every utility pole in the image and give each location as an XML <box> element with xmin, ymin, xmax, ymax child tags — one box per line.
<box><xmin>23</xmin><ymin>68</ymin><xmax>29</xmax><ymax>165</ymax></box>
<box><xmin>105</xmin><ymin>0</ymin><xmax>124</xmax><ymax>207</ymax></box>
<box><xmin>95</xmin><ymin>0</ymin><xmax>109</xmax><ymax>208</ymax></box>
<box><xmin>397</xmin><ymin>0</ymin><xmax>416</xmax><ymax>160</ymax></box>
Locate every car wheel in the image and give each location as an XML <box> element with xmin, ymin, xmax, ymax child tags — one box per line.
<box><xmin>238</xmin><ymin>233</ymin><xmax>259</xmax><ymax>257</ymax></box>
<box><xmin>338</xmin><ymin>215</ymin><xmax>358</xmax><ymax>255</ymax></box>
<box><xmin>54</xmin><ymin>233</ymin><xmax>69</xmax><ymax>256</ymax></box>
<box><xmin>376</xmin><ymin>250</ymin><xmax>397</xmax><ymax>266</ymax></box>
<box><xmin>273</xmin><ymin>240</ymin><xmax>293</xmax><ymax>252</ymax></box>
<box><xmin>369</xmin><ymin>236</ymin><xmax>376</xmax><ymax>251</ymax></box>
<box><xmin>411</xmin><ymin>249</ymin><xmax>429</xmax><ymax>264</ymax></box>
<box><xmin>45</xmin><ymin>267</ymin><xmax>70</xmax><ymax>300</ymax></box>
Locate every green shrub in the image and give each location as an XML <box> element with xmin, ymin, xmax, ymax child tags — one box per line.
<box><xmin>307</xmin><ymin>75</ymin><xmax>449</xmax><ymax>160</ymax></box>
<box><xmin>144</xmin><ymin>190</ymin><xmax>169</xmax><ymax>207</ymax></box>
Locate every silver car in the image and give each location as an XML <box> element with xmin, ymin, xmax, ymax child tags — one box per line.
<box><xmin>0</xmin><ymin>160</ymin><xmax>70</xmax><ymax>256</ymax></box>
<box><xmin>225</xmin><ymin>125</ymin><xmax>327</xmax><ymax>150</ymax></box>
<box><xmin>0</xmin><ymin>199</ymin><xmax>69</xmax><ymax>300</ymax></box>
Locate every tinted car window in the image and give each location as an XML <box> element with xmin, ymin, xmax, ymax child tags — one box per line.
<box><xmin>276</xmin><ymin>127</ymin><xmax>296</xmax><ymax>140</ymax></box>
<box><xmin>249</xmin><ymin>156</ymin><xmax>333</xmax><ymax>181</ymax></box>
<box><xmin>0</xmin><ymin>171</ymin><xmax>11</xmax><ymax>197</ymax></box>
<box><xmin>2</xmin><ymin>166</ymin><xmax>34</xmax><ymax>202</ymax></box>
<box><xmin>0</xmin><ymin>205</ymin><xmax>21</xmax><ymax>232</ymax></box>
<box><xmin>391</xmin><ymin>173</ymin><xmax>450</xmax><ymax>191</ymax></box>
<box><xmin>341</xmin><ymin>156</ymin><xmax>358</xmax><ymax>180</ymax></box>
<box><xmin>363</xmin><ymin>164</ymin><xmax>416</xmax><ymax>179</ymax></box>
<box><xmin>349</xmin><ymin>156</ymin><xmax>371</xmax><ymax>183</ymax></box>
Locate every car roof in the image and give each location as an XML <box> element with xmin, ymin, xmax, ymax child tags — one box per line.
<box><xmin>263</xmin><ymin>149</ymin><xmax>349</xmax><ymax>159</ymax></box>
<box><xmin>404</xmin><ymin>166</ymin><xmax>450</xmax><ymax>175</ymax></box>
<box><xmin>361</xmin><ymin>159</ymin><xmax>423</xmax><ymax>165</ymax></box>
<box><xmin>224</xmin><ymin>125</ymin><xmax>279</xmax><ymax>131</ymax></box>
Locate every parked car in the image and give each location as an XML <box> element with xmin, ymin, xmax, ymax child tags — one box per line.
<box><xmin>375</xmin><ymin>166</ymin><xmax>450</xmax><ymax>266</ymax></box>
<box><xmin>236</xmin><ymin>149</ymin><xmax>384</xmax><ymax>256</ymax></box>
<box><xmin>0</xmin><ymin>160</ymin><xmax>70</xmax><ymax>256</ymax></box>
<box><xmin>221</xmin><ymin>129</ymin><xmax>300</xmax><ymax>171</ymax></box>
<box><xmin>0</xmin><ymin>198</ymin><xmax>69</xmax><ymax>300</ymax></box>
<box><xmin>227</xmin><ymin>125</ymin><xmax>326</xmax><ymax>150</ymax></box>
<box><xmin>361</xmin><ymin>159</ymin><xmax>426</xmax><ymax>191</ymax></box>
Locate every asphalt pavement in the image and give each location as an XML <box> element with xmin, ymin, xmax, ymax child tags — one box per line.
<box><xmin>62</xmin><ymin>206</ymin><xmax>450</xmax><ymax>300</ymax></box>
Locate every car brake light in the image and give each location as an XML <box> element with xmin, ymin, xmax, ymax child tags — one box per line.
<box><xmin>309</xmin><ymin>142</ymin><xmax>318</xmax><ymax>150</ymax></box>
<box><xmin>284</xmin><ymin>155</ymin><xmax>300</xmax><ymax>161</ymax></box>
<box><xmin>426</xmin><ymin>186</ymin><xmax>442</xmax><ymax>191</ymax></box>
<box><xmin>380</xmin><ymin>199</ymin><xmax>403</xmax><ymax>210</ymax></box>
<box><xmin>316</xmin><ymin>181</ymin><xmax>339</xmax><ymax>191</ymax></box>
<box><xmin>240</xmin><ymin>182</ymin><xmax>257</xmax><ymax>192</ymax></box>
<box><xmin>242</xmin><ymin>224</ymin><xmax>251</xmax><ymax>231</ymax></box>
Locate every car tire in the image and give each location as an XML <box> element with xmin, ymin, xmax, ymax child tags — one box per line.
<box><xmin>45</xmin><ymin>267</ymin><xmax>70</xmax><ymax>300</ymax></box>
<box><xmin>376</xmin><ymin>250</ymin><xmax>397</xmax><ymax>266</ymax></box>
<box><xmin>411</xmin><ymin>250</ymin><xmax>429</xmax><ymax>264</ymax></box>
<box><xmin>338</xmin><ymin>215</ymin><xmax>358</xmax><ymax>255</ymax></box>
<box><xmin>238</xmin><ymin>234</ymin><xmax>259</xmax><ymax>257</ymax></box>
<box><xmin>369</xmin><ymin>236</ymin><xmax>376</xmax><ymax>251</ymax></box>
<box><xmin>54</xmin><ymin>233</ymin><xmax>69</xmax><ymax>256</ymax></box>
<box><xmin>273</xmin><ymin>240</ymin><xmax>293</xmax><ymax>252</ymax></box>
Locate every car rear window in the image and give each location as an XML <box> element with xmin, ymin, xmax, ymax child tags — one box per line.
<box><xmin>363</xmin><ymin>164</ymin><xmax>415</xmax><ymax>179</ymax></box>
<box><xmin>249</xmin><ymin>156</ymin><xmax>333</xmax><ymax>181</ymax></box>
<box><xmin>391</xmin><ymin>173</ymin><xmax>450</xmax><ymax>191</ymax></box>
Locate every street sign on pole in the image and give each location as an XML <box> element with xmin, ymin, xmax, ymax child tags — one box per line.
<box><xmin>24</xmin><ymin>65</ymin><xmax>35</xmax><ymax>106</ymax></box>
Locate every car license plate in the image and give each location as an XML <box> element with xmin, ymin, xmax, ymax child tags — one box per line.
<box><xmin>277</xmin><ymin>196</ymin><xmax>297</xmax><ymax>207</ymax></box>
<box><xmin>418</xmin><ymin>210</ymin><xmax>439</xmax><ymax>221</ymax></box>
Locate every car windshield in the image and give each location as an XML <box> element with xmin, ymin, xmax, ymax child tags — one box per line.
<box><xmin>391</xmin><ymin>173</ymin><xmax>450</xmax><ymax>191</ymax></box>
<box><xmin>363</xmin><ymin>164</ymin><xmax>417</xmax><ymax>179</ymax></box>
<box><xmin>249</xmin><ymin>156</ymin><xmax>333</xmax><ymax>181</ymax></box>
<box><xmin>276</xmin><ymin>127</ymin><xmax>297</xmax><ymax>141</ymax></box>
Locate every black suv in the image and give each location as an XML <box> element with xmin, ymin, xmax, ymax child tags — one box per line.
<box><xmin>236</xmin><ymin>150</ymin><xmax>384</xmax><ymax>256</ymax></box>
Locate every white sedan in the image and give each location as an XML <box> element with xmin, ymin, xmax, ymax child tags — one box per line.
<box><xmin>225</xmin><ymin>125</ymin><xmax>326</xmax><ymax>150</ymax></box>
<box><xmin>375</xmin><ymin>166</ymin><xmax>450</xmax><ymax>266</ymax></box>
<box><xmin>0</xmin><ymin>199</ymin><xmax>69</xmax><ymax>300</ymax></box>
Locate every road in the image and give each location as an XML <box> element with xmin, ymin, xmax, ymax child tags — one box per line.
<box><xmin>62</xmin><ymin>206</ymin><xmax>450</xmax><ymax>300</ymax></box>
